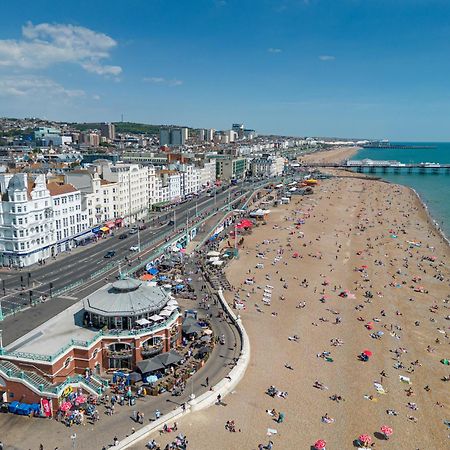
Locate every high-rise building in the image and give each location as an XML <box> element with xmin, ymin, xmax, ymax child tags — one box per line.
<box><xmin>100</xmin><ymin>123</ymin><xmax>116</xmax><ymax>140</ymax></box>
<box><xmin>160</xmin><ymin>128</ymin><xmax>171</xmax><ymax>146</ymax></box>
<box><xmin>198</xmin><ymin>129</ymin><xmax>206</xmax><ymax>141</ymax></box>
<box><xmin>159</xmin><ymin>128</ymin><xmax>186</xmax><ymax>147</ymax></box>
<box><xmin>181</xmin><ymin>127</ymin><xmax>189</xmax><ymax>142</ymax></box>
<box><xmin>232</xmin><ymin>123</ymin><xmax>244</xmax><ymax>139</ymax></box>
<box><xmin>170</xmin><ymin>129</ymin><xmax>183</xmax><ymax>146</ymax></box>
<box><xmin>206</xmin><ymin>129</ymin><xmax>214</xmax><ymax>141</ymax></box>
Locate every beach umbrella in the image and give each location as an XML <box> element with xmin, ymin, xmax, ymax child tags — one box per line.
<box><xmin>314</xmin><ymin>439</ymin><xmax>326</xmax><ymax>449</ymax></box>
<box><xmin>361</xmin><ymin>265</ymin><xmax>368</xmax><ymax>269</ymax></box>
<box><xmin>380</xmin><ymin>425</ymin><xmax>393</xmax><ymax>437</ymax></box>
<box><xmin>60</xmin><ymin>401</ymin><xmax>72</xmax><ymax>411</ymax></box>
<box><xmin>75</xmin><ymin>395</ymin><xmax>86</xmax><ymax>404</ymax></box>
<box><xmin>362</xmin><ymin>350</ymin><xmax>372</xmax><ymax>357</ymax></box>
<box><xmin>358</xmin><ymin>434</ymin><xmax>372</xmax><ymax>444</ymax></box>
<box><xmin>139</xmin><ymin>273</ymin><xmax>154</xmax><ymax>281</ymax></box>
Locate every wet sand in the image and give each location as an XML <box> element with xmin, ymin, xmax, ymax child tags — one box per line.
<box><xmin>137</xmin><ymin>148</ymin><xmax>450</xmax><ymax>449</ymax></box>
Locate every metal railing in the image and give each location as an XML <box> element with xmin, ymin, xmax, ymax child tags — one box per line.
<box><xmin>0</xmin><ymin>311</ymin><xmax>179</xmax><ymax>363</ymax></box>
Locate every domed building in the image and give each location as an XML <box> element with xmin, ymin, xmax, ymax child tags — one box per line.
<box><xmin>0</xmin><ymin>278</ymin><xmax>182</xmax><ymax>411</ymax></box>
<box><xmin>84</xmin><ymin>279</ymin><xmax>172</xmax><ymax>330</ymax></box>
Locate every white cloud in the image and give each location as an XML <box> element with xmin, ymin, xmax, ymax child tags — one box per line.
<box><xmin>143</xmin><ymin>77</ymin><xmax>183</xmax><ymax>86</ymax></box>
<box><xmin>0</xmin><ymin>22</ymin><xmax>122</xmax><ymax>76</ymax></box>
<box><xmin>268</xmin><ymin>48</ymin><xmax>282</xmax><ymax>53</ymax></box>
<box><xmin>319</xmin><ymin>55</ymin><xmax>336</xmax><ymax>61</ymax></box>
<box><xmin>0</xmin><ymin>75</ymin><xmax>85</xmax><ymax>98</ymax></box>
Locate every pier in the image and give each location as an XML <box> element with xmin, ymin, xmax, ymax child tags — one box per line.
<box><xmin>362</xmin><ymin>144</ymin><xmax>437</xmax><ymax>149</ymax></box>
<box><xmin>305</xmin><ymin>160</ymin><xmax>450</xmax><ymax>174</ymax></box>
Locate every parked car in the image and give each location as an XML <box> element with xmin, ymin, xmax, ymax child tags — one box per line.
<box><xmin>119</xmin><ymin>233</ymin><xmax>128</xmax><ymax>240</ymax></box>
<box><xmin>104</xmin><ymin>250</ymin><xmax>116</xmax><ymax>258</ymax></box>
<box><xmin>129</xmin><ymin>246</ymin><xmax>139</xmax><ymax>251</ymax></box>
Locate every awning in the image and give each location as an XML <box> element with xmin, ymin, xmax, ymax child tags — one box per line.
<box><xmin>159</xmin><ymin>309</ymin><xmax>172</xmax><ymax>317</ymax></box>
<box><xmin>92</xmin><ymin>227</ymin><xmax>101</xmax><ymax>233</ymax></box>
<box><xmin>165</xmin><ymin>304</ymin><xmax>178</xmax><ymax>311</ymax></box>
<box><xmin>74</xmin><ymin>232</ymin><xmax>96</xmax><ymax>243</ymax></box>
<box><xmin>149</xmin><ymin>314</ymin><xmax>164</xmax><ymax>322</ymax></box>
<box><xmin>115</xmin><ymin>218</ymin><xmax>123</xmax><ymax>224</ymax></box>
<box><xmin>157</xmin><ymin>350</ymin><xmax>183</xmax><ymax>366</ymax></box>
<box><xmin>136</xmin><ymin>318</ymin><xmax>151</xmax><ymax>326</ymax></box>
<box><xmin>167</xmin><ymin>299</ymin><xmax>178</xmax><ymax>306</ymax></box>
<box><xmin>148</xmin><ymin>267</ymin><xmax>159</xmax><ymax>275</ymax></box>
<box><xmin>100</xmin><ymin>226</ymin><xmax>109</xmax><ymax>232</ymax></box>
<box><xmin>137</xmin><ymin>358</ymin><xmax>165</xmax><ymax>374</ymax></box>
<box><xmin>105</xmin><ymin>221</ymin><xmax>116</xmax><ymax>228</ymax></box>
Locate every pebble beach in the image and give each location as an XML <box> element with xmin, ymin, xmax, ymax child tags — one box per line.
<box><xmin>138</xmin><ymin>148</ymin><xmax>450</xmax><ymax>450</ymax></box>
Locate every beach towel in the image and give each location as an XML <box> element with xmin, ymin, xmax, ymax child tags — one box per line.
<box><xmin>267</xmin><ymin>428</ymin><xmax>278</xmax><ymax>436</ymax></box>
<box><xmin>399</xmin><ymin>375</ymin><xmax>411</xmax><ymax>384</ymax></box>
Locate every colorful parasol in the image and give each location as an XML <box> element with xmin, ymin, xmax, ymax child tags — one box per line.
<box><xmin>380</xmin><ymin>425</ymin><xmax>393</xmax><ymax>436</ymax></box>
<box><xmin>362</xmin><ymin>350</ymin><xmax>373</xmax><ymax>357</ymax></box>
<box><xmin>75</xmin><ymin>395</ymin><xmax>86</xmax><ymax>404</ymax></box>
<box><xmin>358</xmin><ymin>434</ymin><xmax>372</xmax><ymax>444</ymax></box>
<box><xmin>314</xmin><ymin>439</ymin><xmax>327</xmax><ymax>449</ymax></box>
<box><xmin>60</xmin><ymin>401</ymin><xmax>72</xmax><ymax>411</ymax></box>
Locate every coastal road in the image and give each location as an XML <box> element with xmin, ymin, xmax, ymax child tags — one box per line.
<box><xmin>0</xmin><ymin>182</ymin><xmax>255</xmax><ymax>345</ymax></box>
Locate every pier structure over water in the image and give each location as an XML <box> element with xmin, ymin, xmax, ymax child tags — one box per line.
<box><xmin>305</xmin><ymin>160</ymin><xmax>450</xmax><ymax>174</ymax></box>
<box><xmin>362</xmin><ymin>143</ymin><xmax>437</xmax><ymax>150</ymax></box>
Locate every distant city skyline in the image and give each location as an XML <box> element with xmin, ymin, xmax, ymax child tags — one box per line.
<box><xmin>1</xmin><ymin>1</ymin><xmax>450</xmax><ymax>140</ymax></box>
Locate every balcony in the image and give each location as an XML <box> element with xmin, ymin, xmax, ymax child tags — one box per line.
<box><xmin>106</xmin><ymin>349</ymin><xmax>133</xmax><ymax>359</ymax></box>
<box><xmin>141</xmin><ymin>343</ymin><xmax>163</xmax><ymax>358</ymax></box>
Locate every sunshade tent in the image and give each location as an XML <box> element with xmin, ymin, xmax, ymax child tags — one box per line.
<box><xmin>182</xmin><ymin>318</ymin><xmax>203</xmax><ymax>335</ymax></box>
<box><xmin>137</xmin><ymin>358</ymin><xmax>165</xmax><ymax>373</ymax></box>
<box><xmin>207</xmin><ymin>251</ymin><xmax>220</xmax><ymax>257</ymax></box>
<box><xmin>149</xmin><ymin>314</ymin><xmax>164</xmax><ymax>322</ymax></box>
<box><xmin>139</xmin><ymin>274</ymin><xmax>154</xmax><ymax>281</ymax></box>
<box><xmin>159</xmin><ymin>309</ymin><xmax>172</xmax><ymax>317</ymax></box>
<box><xmin>136</xmin><ymin>318</ymin><xmax>151</xmax><ymax>326</ymax></box>
<box><xmin>167</xmin><ymin>300</ymin><xmax>178</xmax><ymax>306</ymax></box>
<box><xmin>148</xmin><ymin>267</ymin><xmax>159</xmax><ymax>275</ymax></box>
<box><xmin>212</xmin><ymin>260</ymin><xmax>224</xmax><ymax>266</ymax></box>
<box><xmin>157</xmin><ymin>350</ymin><xmax>183</xmax><ymax>366</ymax></box>
<box><xmin>128</xmin><ymin>372</ymin><xmax>142</xmax><ymax>382</ymax></box>
<box><xmin>196</xmin><ymin>346</ymin><xmax>211</xmax><ymax>354</ymax></box>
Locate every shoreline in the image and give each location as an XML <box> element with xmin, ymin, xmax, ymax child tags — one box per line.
<box><xmin>303</xmin><ymin>146</ymin><xmax>450</xmax><ymax>247</ymax></box>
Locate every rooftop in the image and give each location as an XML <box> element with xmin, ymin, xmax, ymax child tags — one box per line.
<box><xmin>83</xmin><ymin>279</ymin><xmax>171</xmax><ymax>317</ymax></box>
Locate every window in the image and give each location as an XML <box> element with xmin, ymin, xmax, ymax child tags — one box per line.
<box><xmin>17</xmin><ymin>206</ymin><xmax>22</xmax><ymax>213</ymax></box>
<box><xmin>20</xmin><ymin>243</ymin><xmax>25</xmax><ymax>250</ymax></box>
<box><xmin>63</xmin><ymin>357</ymin><xmax>72</xmax><ymax>368</ymax></box>
<box><xmin>18</xmin><ymin>218</ymin><xmax>23</xmax><ymax>225</ymax></box>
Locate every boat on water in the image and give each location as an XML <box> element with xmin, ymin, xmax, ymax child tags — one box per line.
<box><xmin>419</xmin><ymin>162</ymin><xmax>441</xmax><ymax>168</ymax></box>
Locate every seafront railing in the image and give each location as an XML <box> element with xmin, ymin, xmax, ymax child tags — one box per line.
<box><xmin>0</xmin><ymin>311</ymin><xmax>179</xmax><ymax>363</ymax></box>
<box><xmin>0</xmin><ymin>361</ymin><xmax>105</xmax><ymax>396</ymax></box>
<box><xmin>0</xmin><ymin>177</ymin><xmax>288</xmax><ymax>320</ymax></box>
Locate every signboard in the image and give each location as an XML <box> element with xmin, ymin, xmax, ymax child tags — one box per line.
<box><xmin>41</xmin><ymin>398</ymin><xmax>52</xmax><ymax>417</ymax></box>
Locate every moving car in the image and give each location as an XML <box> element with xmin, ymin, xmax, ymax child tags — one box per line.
<box><xmin>104</xmin><ymin>250</ymin><xmax>116</xmax><ymax>258</ymax></box>
<box><xmin>129</xmin><ymin>246</ymin><xmax>139</xmax><ymax>251</ymax></box>
<box><xmin>129</xmin><ymin>228</ymin><xmax>138</xmax><ymax>235</ymax></box>
<box><xmin>119</xmin><ymin>233</ymin><xmax>128</xmax><ymax>240</ymax></box>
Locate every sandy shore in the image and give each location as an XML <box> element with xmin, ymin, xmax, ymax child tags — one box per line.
<box><xmin>135</xmin><ymin>148</ymin><xmax>449</xmax><ymax>450</ymax></box>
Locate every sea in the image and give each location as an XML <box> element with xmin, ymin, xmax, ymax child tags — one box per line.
<box><xmin>351</xmin><ymin>142</ymin><xmax>450</xmax><ymax>239</ymax></box>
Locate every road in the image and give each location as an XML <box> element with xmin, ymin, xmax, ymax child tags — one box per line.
<box><xmin>0</xmin><ymin>182</ymin><xmax>254</xmax><ymax>345</ymax></box>
<box><xmin>0</xmin><ymin>253</ymin><xmax>242</xmax><ymax>450</ymax></box>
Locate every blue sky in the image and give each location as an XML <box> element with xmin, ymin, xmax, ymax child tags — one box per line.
<box><xmin>1</xmin><ymin>0</ymin><xmax>450</xmax><ymax>140</ymax></box>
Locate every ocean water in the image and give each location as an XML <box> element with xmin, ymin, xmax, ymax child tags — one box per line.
<box><xmin>351</xmin><ymin>143</ymin><xmax>450</xmax><ymax>238</ymax></box>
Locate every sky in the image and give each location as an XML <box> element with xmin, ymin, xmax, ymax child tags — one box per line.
<box><xmin>1</xmin><ymin>0</ymin><xmax>450</xmax><ymax>140</ymax></box>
